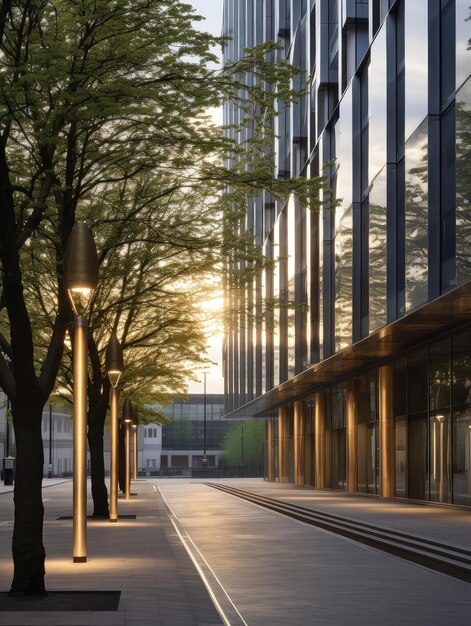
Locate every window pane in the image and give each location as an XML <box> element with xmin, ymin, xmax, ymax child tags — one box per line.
<box><xmin>404</xmin><ymin>0</ymin><xmax>428</xmax><ymax>140</ymax></box>
<box><xmin>456</xmin><ymin>78</ymin><xmax>471</xmax><ymax>284</ymax></box>
<box><xmin>334</xmin><ymin>208</ymin><xmax>353</xmax><ymax>350</ymax></box>
<box><xmin>453</xmin><ymin>407</ymin><xmax>471</xmax><ymax>506</ymax></box>
<box><xmin>456</xmin><ymin>1</ymin><xmax>471</xmax><ymax>91</ymax></box>
<box><xmin>405</xmin><ymin>119</ymin><xmax>428</xmax><ymax>311</ymax></box>
<box><xmin>368</xmin><ymin>166</ymin><xmax>387</xmax><ymax>332</ymax></box>
<box><xmin>368</xmin><ymin>25</ymin><xmax>387</xmax><ymax>180</ymax></box>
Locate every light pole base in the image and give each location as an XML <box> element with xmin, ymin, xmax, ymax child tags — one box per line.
<box><xmin>73</xmin><ymin>556</ymin><xmax>87</xmax><ymax>563</ymax></box>
<box><xmin>110</xmin><ymin>518</ymin><xmax>118</xmax><ymax>523</ymax></box>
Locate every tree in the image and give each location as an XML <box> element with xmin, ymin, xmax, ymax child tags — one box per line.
<box><xmin>0</xmin><ymin>0</ymin><xmax>328</xmax><ymax>594</ymax></box>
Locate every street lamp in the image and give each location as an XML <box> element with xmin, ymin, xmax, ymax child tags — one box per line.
<box><xmin>105</xmin><ymin>333</ymin><xmax>124</xmax><ymax>523</ymax></box>
<box><xmin>63</xmin><ymin>222</ymin><xmax>99</xmax><ymax>563</ymax></box>
<box><xmin>132</xmin><ymin>408</ymin><xmax>139</xmax><ymax>481</ymax></box>
<box><xmin>202</xmin><ymin>372</ymin><xmax>209</xmax><ymax>467</ymax></box>
<box><xmin>48</xmin><ymin>404</ymin><xmax>53</xmax><ymax>478</ymax></box>
<box><xmin>121</xmin><ymin>398</ymin><xmax>133</xmax><ymax>500</ymax></box>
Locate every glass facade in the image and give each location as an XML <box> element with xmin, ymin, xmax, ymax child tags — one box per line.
<box><xmin>223</xmin><ymin>1</ymin><xmax>471</xmax><ymax>507</ymax></box>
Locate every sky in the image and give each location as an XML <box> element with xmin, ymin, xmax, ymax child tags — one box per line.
<box><xmin>187</xmin><ymin>0</ymin><xmax>225</xmax><ymax>395</ymax></box>
<box><xmin>189</xmin><ymin>0</ymin><xmax>223</xmax><ymax>41</ymax></box>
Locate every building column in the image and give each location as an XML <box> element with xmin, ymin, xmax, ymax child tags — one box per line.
<box><xmin>315</xmin><ymin>392</ymin><xmax>326</xmax><ymax>488</ymax></box>
<box><xmin>278</xmin><ymin>406</ymin><xmax>290</xmax><ymax>483</ymax></box>
<box><xmin>266</xmin><ymin>418</ymin><xmax>275</xmax><ymax>482</ymax></box>
<box><xmin>379</xmin><ymin>365</ymin><xmax>395</xmax><ymax>498</ymax></box>
<box><xmin>294</xmin><ymin>400</ymin><xmax>305</xmax><ymax>486</ymax></box>
<box><xmin>346</xmin><ymin>380</ymin><xmax>358</xmax><ymax>493</ymax></box>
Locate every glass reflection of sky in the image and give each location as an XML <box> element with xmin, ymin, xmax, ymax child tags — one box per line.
<box><xmin>456</xmin><ymin>1</ymin><xmax>471</xmax><ymax>91</ymax></box>
<box><xmin>369</xmin><ymin>26</ymin><xmax>387</xmax><ymax>182</ymax></box>
<box><xmin>404</xmin><ymin>0</ymin><xmax>428</xmax><ymax>141</ymax></box>
<box><xmin>335</xmin><ymin>85</ymin><xmax>353</xmax><ymax>230</ymax></box>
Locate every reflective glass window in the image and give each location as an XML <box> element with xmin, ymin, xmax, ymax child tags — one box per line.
<box><xmin>453</xmin><ymin>405</ymin><xmax>471</xmax><ymax>506</ymax></box>
<box><xmin>405</xmin><ymin>119</ymin><xmax>428</xmax><ymax>311</ymax></box>
<box><xmin>456</xmin><ymin>1</ymin><xmax>471</xmax><ymax>91</ymax></box>
<box><xmin>395</xmin><ymin>416</ymin><xmax>407</xmax><ymax>497</ymax></box>
<box><xmin>368</xmin><ymin>166</ymin><xmax>387</xmax><ymax>332</ymax></box>
<box><xmin>408</xmin><ymin>349</ymin><xmax>428</xmax><ymax>414</ymax></box>
<box><xmin>440</xmin><ymin>104</ymin><xmax>456</xmax><ymax>290</ymax></box>
<box><xmin>334</xmin><ymin>208</ymin><xmax>353</xmax><ymax>350</ymax></box>
<box><xmin>262</xmin><ymin>241</ymin><xmax>269</xmax><ymax>395</ymax></box>
<box><xmin>452</xmin><ymin>329</ymin><xmax>471</xmax><ymax>407</ymax></box>
<box><xmin>287</xmin><ymin>198</ymin><xmax>296</xmax><ymax>378</ymax></box>
<box><xmin>408</xmin><ymin>413</ymin><xmax>429</xmax><ymax>500</ymax></box>
<box><xmin>429</xmin><ymin>340</ymin><xmax>451</xmax><ymax>412</ymax></box>
<box><xmin>319</xmin><ymin>204</ymin><xmax>324</xmax><ymax>361</ymax></box>
<box><xmin>368</xmin><ymin>25</ymin><xmax>387</xmax><ymax>181</ymax></box>
<box><xmin>441</xmin><ymin>0</ymin><xmax>455</xmax><ymax>109</ymax></box>
<box><xmin>357</xmin><ymin>372</ymin><xmax>378</xmax><ymax>494</ymax></box>
<box><xmin>452</xmin><ymin>329</ymin><xmax>471</xmax><ymax>504</ymax></box>
<box><xmin>456</xmin><ymin>77</ymin><xmax>471</xmax><ymax>284</ymax></box>
<box><xmin>335</xmin><ymin>85</ymin><xmax>353</xmax><ymax>215</ymax></box>
<box><xmin>330</xmin><ymin>383</ymin><xmax>346</xmax><ymax>490</ymax></box>
<box><xmin>404</xmin><ymin>0</ymin><xmax>428</xmax><ymax>141</ymax></box>
<box><xmin>273</xmin><ymin>219</ymin><xmax>281</xmax><ymax>387</ymax></box>
<box><xmin>429</xmin><ymin>411</ymin><xmax>452</xmax><ymax>503</ymax></box>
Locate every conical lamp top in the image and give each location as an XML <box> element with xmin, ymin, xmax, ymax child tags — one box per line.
<box><xmin>63</xmin><ymin>222</ymin><xmax>99</xmax><ymax>315</ymax></box>
<box><xmin>122</xmin><ymin>397</ymin><xmax>133</xmax><ymax>423</ymax></box>
<box><xmin>106</xmin><ymin>333</ymin><xmax>124</xmax><ymax>386</ymax></box>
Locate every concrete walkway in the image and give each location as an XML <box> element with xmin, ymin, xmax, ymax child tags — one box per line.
<box><xmin>157</xmin><ymin>479</ymin><xmax>471</xmax><ymax>626</ymax></box>
<box><xmin>0</xmin><ymin>479</ymin><xmax>223</xmax><ymax>626</ymax></box>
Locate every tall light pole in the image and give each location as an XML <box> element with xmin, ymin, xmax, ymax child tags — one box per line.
<box><xmin>121</xmin><ymin>398</ymin><xmax>133</xmax><ymax>500</ymax></box>
<box><xmin>202</xmin><ymin>372</ymin><xmax>209</xmax><ymax>467</ymax></box>
<box><xmin>105</xmin><ymin>333</ymin><xmax>124</xmax><ymax>523</ymax></box>
<box><xmin>132</xmin><ymin>408</ymin><xmax>139</xmax><ymax>481</ymax></box>
<box><xmin>63</xmin><ymin>222</ymin><xmax>99</xmax><ymax>564</ymax></box>
<box><xmin>48</xmin><ymin>404</ymin><xmax>53</xmax><ymax>478</ymax></box>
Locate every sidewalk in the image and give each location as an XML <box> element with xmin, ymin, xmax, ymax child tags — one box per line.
<box><xmin>227</xmin><ymin>478</ymin><xmax>471</xmax><ymax>551</ymax></box>
<box><xmin>0</xmin><ymin>479</ymin><xmax>223</xmax><ymax>626</ymax></box>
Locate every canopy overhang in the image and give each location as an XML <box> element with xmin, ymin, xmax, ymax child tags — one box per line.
<box><xmin>224</xmin><ymin>280</ymin><xmax>471</xmax><ymax>419</ymax></box>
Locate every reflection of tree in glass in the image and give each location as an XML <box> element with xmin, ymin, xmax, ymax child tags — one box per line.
<box><xmin>453</xmin><ymin>354</ymin><xmax>471</xmax><ymax>406</ymax></box>
<box><xmin>456</xmin><ymin>79</ymin><xmax>471</xmax><ymax>284</ymax></box>
<box><xmin>405</xmin><ymin>120</ymin><xmax>429</xmax><ymax>311</ymax></box>
<box><xmin>368</xmin><ymin>172</ymin><xmax>388</xmax><ymax>333</ymax></box>
<box><xmin>334</xmin><ymin>209</ymin><xmax>353</xmax><ymax>350</ymax></box>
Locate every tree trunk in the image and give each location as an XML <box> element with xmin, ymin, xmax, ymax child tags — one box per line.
<box><xmin>10</xmin><ymin>393</ymin><xmax>46</xmax><ymax>595</ymax></box>
<box><xmin>87</xmin><ymin>407</ymin><xmax>108</xmax><ymax>518</ymax></box>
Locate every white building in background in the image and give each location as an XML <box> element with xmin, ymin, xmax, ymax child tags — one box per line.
<box><xmin>142</xmin><ymin>424</ymin><xmax>162</xmax><ymax>471</ymax></box>
<box><xmin>41</xmin><ymin>405</ymin><xmax>73</xmax><ymax>477</ymax></box>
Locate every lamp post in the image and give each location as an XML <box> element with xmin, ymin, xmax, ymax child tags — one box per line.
<box><xmin>132</xmin><ymin>408</ymin><xmax>139</xmax><ymax>481</ymax></box>
<box><xmin>63</xmin><ymin>222</ymin><xmax>99</xmax><ymax>563</ymax></box>
<box><xmin>48</xmin><ymin>404</ymin><xmax>53</xmax><ymax>478</ymax></box>
<box><xmin>202</xmin><ymin>372</ymin><xmax>209</xmax><ymax>467</ymax></box>
<box><xmin>122</xmin><ymin>398</ymin><xmax>133</xmax><ymax>500</ymax></box>
<box><xmin>105</xmin><ymin>333</ymin><xmax>124</xmax><ymax>523</ymax></box>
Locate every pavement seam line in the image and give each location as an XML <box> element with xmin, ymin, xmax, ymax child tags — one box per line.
<box><xmin>156</xmin><ymin>485</ymin><xmax>249</xmax><ymax>626</ymax></box>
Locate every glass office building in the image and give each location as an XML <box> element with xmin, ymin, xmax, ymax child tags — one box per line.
<box><xmin>223</xmin><ymin>0</ymin><xmax>471</xmax><ymax>506</ymax></box>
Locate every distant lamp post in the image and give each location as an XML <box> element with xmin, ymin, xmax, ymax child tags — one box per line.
<box><xmin>105</xmin><ymin>333</ymin><xmax>124</xmax><ymax>523</ymax></box>
<box><xmin>63</xmin><ymin>222</ymin><xmax>99</xmax><ymax>563</ymax></box>
<box><xmin>132</xmin><ymin>408</ymin><xmax>139</xmax><ymax>481</ymax></box>
<box><xmin>48</xmin><ymin>404</ymin><xmax>53</xmax><ymax>478</ymax></box>
<box><xmin>202</xmin><ymin>372</ymin><xmax>209</xmax><ymax>467</ymax></box>
<box><xmin>121</xmin><ymin>398</ymin><xmax>133</xmax><ymax>500</ymax></box>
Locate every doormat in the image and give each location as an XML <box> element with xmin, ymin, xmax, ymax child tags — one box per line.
<box><xmin>56</xmin><ymin>515</ymin><xmax>136</xmax><ymax>520</ymax></box>
<box><xmin>0</xmin><ymin>590</ymin><xmax>121</xmax><ymax>611</ymax></box>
